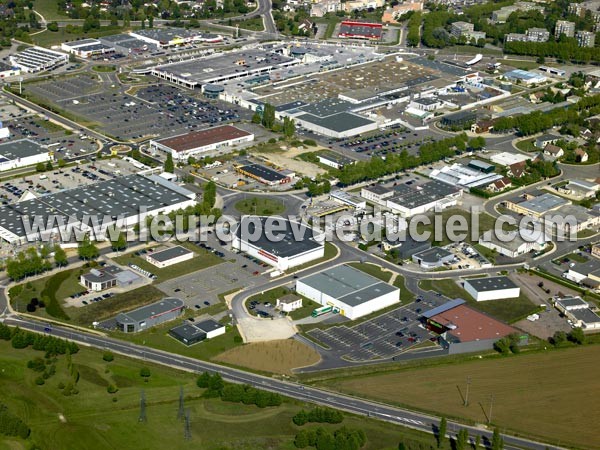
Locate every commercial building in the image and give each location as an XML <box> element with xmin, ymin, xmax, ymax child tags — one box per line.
<box><xmin>338</xmin><ymin>21</ymin><xmax>383</xmax><ymax>40</ymax></box>
<box><xmin>80</xmin><ymin>265</ymin><xmax>140</xmax><ymax>292</ymax></box>
<box><xmin>294</xmin><ymin>110</ymin><xmax>378</xmax><ymax>139</ymax></box>
<box><xmin>503</xmin><ymin>69</ymin><xmax>547</xmax><ymax>85</ymax></box>
<box><xmin>60</xmin><ymin>39</ymin><xmax>115</xmax><ymax>58</ymax></box>
<box><xmin>424</xmin><ymin>299</ymin><xmax>526</xmax><ymax>354</ymax></box>
<box><xmin>360</xmin><ymin>184</ymin><xmax>395</xmax><ymax>206</ymax></box>
<box><xmin>236</xmin><ymin>163</ymin><xmax>293</xmax><ymax>185</ymax></box>
<box><xmin>116</xmin><ymin>297</ymin><xmax>185</xmax><ymax>333</ymax></box>
<box><xmin>412</xmin><ymin>247</ymin><xmax>455</xmax><ymax>269</ymax></box>
<box><xmin>478</xmin><ymin>229</ymin><xmax>547</xmax><ymax>258</ymax></box>
<box><xmin>276</xmin><ymin>294</ymin><xmax>303</xmax><ymax>312</ymax></box>
<box><xmin>330</xmin><ymin>190</ymin><xmax>367</xmax><ymax>210</ymax></box>
<box><xmin>408</xmin><ymin>97</ymin><xmax>444</xmax><ymax>111</ymax></box>
<box><xmin>558</xmin><ymin>179</ymin><xmax>600</xmax><ymax>199</ymax></box>
<box><xmin>555</xmin><ymin>20</ymin><xmax>576</xmax><ymax>38</ymax></box>
<box><xmin>504</xmin><ymin>192</ymin><xmax>570</xmax><ymax>219</ymax></box>
<box><xmin>564</xmin><ymin>258</ymin><xmax>600</xmax><ymax>287</ymax></box>
<box><xmin>145</xmin><ymin>246</ymin><xmax>194</xmax><ymax>268</ymax></box>
<box><xmin>430</xmin><ymin>163</ymin><xmax>503</xmax><ymax>189</ymax></box>
<box><xmin>555</xmin><ymin>296</ymin><xmax>600</xmax><ymax>330</ymax></box>
<box><xmin>129</xmin><ymin>28</ymin><xmax>222</xmax><ymax>48</ymax></box>
<box><xmin>441</xmin><ymin>110</ymin><xmax>477</xmax><ymax>128</ymax></box>
<box><xmin>385</xmin><ymin>180</ymin><xmax>462</xmax><ymax>217</ymax></box>
<box><xmin>296</xmin><ymin>264</ymin><xmax>400</xmax><ymax>320</ymax></box>
<box><xmin>0</xmin><ymin>61</ymin><xmax>20</xmax><ymax>78</ymax></box>
<box><xmin>0</xmin><ymin>139</ymin><xmax>52</xmax><ymax>172</ymax></box>
<box><xmin>490</xmin><ymin>152</ymin><xmax>531</xmax><ymax>167</ymax></box>
<box><xmin>149</xmin><ymin>125</ymin><xmax>254</xmax><ymax>161</ymax></box>
<box><xmin>576</xmin><ymin>30</ymin><xmax>596</xmax><ymax>47</ymax></box>
<box><xmin>9</xmin><ymin>46</ymin><xmax>68</xmax><ymax>73</ymax></box>
<box><xmin>99</xmin><ymin>34</ymin><xmax>155</xmax><ymax>55</ymax></box>
<box><xmin>467</xmin><ymin>160</ymin><xmax>495</xmax><ymax>173</ymax></box>
<box><xmin>169</xmin><ymin>319</ymin><xmax>226</xmax><ymax>345</ymax></box>
<box><xmin>317</xmin><ymin>151</ymin><xmax>355</xmax><ymax>169</ymax></box>
<box><xmin>231</xmin><ymin>216</ymin><xmax>324</xmax><ymax>271</ymax></box>
<box><xmin>463</xmin><ymin>276</ymin><xmax>520</xmax><ymax>302</ymax></box>
<box><xmin>0</xmin><ymin>174</ymin><xmax>196</xmax><ymax>245</ymax></box>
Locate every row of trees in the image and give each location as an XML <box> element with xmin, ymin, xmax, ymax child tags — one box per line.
<box><xmin>406</xmin><ymin>12</ymin><xmax>422</xmax><ymax>47</ymax></box>
<box><xmin>437</xmin><ymin>417</ymin><xmax>503</xmax><ymax>450</ymax></box>
<box><xmin>493</xmin><ymin>95</ymin><xmax>600</xmax><ymax>136</ymax></box>
<box><xmin>504</xmin><ymin>39</ymin><xmax>600</xmax><ymax>64</ymax></box>
<box><xmin>294</xmin><ymin>426</ymin><xmax>366</xmax><ymax>450</ymax></box>
<box><xmin>5</xmin><ymin>246</ymin><xmax>63</xmax><ymax>281</ymax></box>
<box><xmin>334</xmin><ymin>135</ymin><xmax>469</xmax><ymax>186</ymax></box>
<box><xmin>0</xmin><ymin>324</ymin><xmax>79</xmax><ymax>355</ymax></box>
<box><xmin>549</xmin><ymin>327</ymin><xmax>585</xmax><ymax>346</ymax></box>
<box><xmin>493</xmin><ymin>333</ymin><xmax>522</xmax><ymax>355</ymax></box>
<box><xmin>196</xmin><ymin>372</ymin><xmax>283</xmax><ymax>407</ymax></box>
<box><xmin>293</xmin><ymin>407</ymin><xmax>344</xmax><ymax>425</ymax></box>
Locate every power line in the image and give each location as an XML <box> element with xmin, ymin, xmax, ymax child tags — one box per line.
<box><xmin>139</xmin><ymin>389</ymin><xmax>147</xmax><ymax>423</ymax></box>
<box><xmin>184</xmin><ymin>409</ymin><xmax>192</xmax><ymax>440</ymax></box>
<box><xmin>178</xmin><ymin>386</ymin><xmax>184</xmax><ymax>421</ymax></box>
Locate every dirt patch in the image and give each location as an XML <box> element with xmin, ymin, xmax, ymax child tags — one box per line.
<box><xmin>510</xmin><ymin>272</ymin><xmax>580</xmax><ymax>305</ymax></box>
<box><xmin>214</xmin><ymin>339</ymin><xmax>320</xmax><ymax>375</ymax></box>
<box><xmin>256</xmin><ymin>146</ymin><xmax>326</xmax><ymax>179</ymax></box>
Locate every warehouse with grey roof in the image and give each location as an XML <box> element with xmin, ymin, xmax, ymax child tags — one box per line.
<box><xmin>296</xmin><ymin>264</ymin><xmax>400</xmax><ymax>319</ymax></box>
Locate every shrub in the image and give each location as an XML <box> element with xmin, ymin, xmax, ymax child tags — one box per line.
<box><xmin>107</xmin><ymin>385</ymin><xmax>118</xmax><ymax>394</ymax></box>
<box><xmin>102</xmin><ymin>352</ymin><xmax>114</xmax><ymax>362</ymax></box>
<box><xmin>34</xmin><ymin>377</ymin><xmax>45</xmax><ymax>386</ymax></box>
<box><xmin>57</xmin><ymin>381</ymin><xmax>65</xmax><ymax>390</ymax></box>
<box><xmin>139</xmin><ymin>367</ymin><xmax>151</xmax><ymax>378</ymax></box>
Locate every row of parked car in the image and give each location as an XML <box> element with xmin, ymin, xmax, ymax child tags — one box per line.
<box><xmin>82</xmin><ymin>293</ymin><xmax>114</xmax><ymax>305</ymax></box>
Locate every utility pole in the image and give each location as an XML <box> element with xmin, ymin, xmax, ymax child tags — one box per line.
<box><xmin>139</xmin><ymin>390</ymin><xmax>147</xmax><ymax>423</ymax></box>
<box><xmin>178</xmin><ymin>386</ymin><xmax>184</xmax><ymax>420</ymax></box>
<box><xmin>464</xmin><ymin>376</ymin><xmax>471</xmax><ymax>407</ymax></box>
<box><xmin>184</xmin><ymin>409</ymin><xmax>191</xmax><ymax>440</ymax></box>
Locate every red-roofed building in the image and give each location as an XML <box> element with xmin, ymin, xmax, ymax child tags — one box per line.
<box><xmin>425</xmin><ymin>300</ymin><xmax>527</xmax><ymax>354</ymax></box>
<box><xmin>338</xmin><ymin>21</ymin><xmax>383</xmax><ymax>40</ymax></box>
<box><xmin>149</xmin><ymin>125</ymin><xmax>254</xmax><ymax>161</ymax></box>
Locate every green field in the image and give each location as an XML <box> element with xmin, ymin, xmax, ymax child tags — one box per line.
<box><xmin>232</xmin><ymin>17</ymin><xmax>264</xmax><ymax>31</ymax></box>
<box><xmin>92</xmin><ymin>65</ymin><xmax>116</xmax><ymax>72</ymax></box>
<box><xmin>419</xmin><ymin>278</ymin><xmax>538</xmax><ymax>323</ymax></box>
<box><xmin>0</xmin><ymin>340</ymin><xmax>443</xmax><ymax>450</ymax></box>
<box><xmin>289</xmin><ymin>242</ymin><xmax>338</xmax><ymax>273</ymax></box>
<box><xmin>33</xmin><ymin>0</ymin><xmax>69</xmax><ymax>20</ymax></box>
<box><xmin>319</xmin><ymin>344</ymin><xmax>600</xmax><ymax>449</ymax></box>
<box><xmin>113</xmin><ymin>244</ymin><xmax>222</xmax><ymax>282</ymax></box>
<box><xmin>31</xmin><ymin>26</ymin><xmax>124</xmax><ymax>48</ymax></box>
<box><xmin>234</xmin><ymin>196</ymin><xmax>286</xmax><ymax>216</ymax></box>
<box><xmin>347</xmin><ymin>262</ymin><xmax>392</xmax><ymax>282</ymax></box>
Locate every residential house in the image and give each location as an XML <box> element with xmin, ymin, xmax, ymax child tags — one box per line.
<box><xmin>535</xmin><ymin>134</ymin><xmax>559</xmax><ymax>148</ymax></box>
<box><xmin>543</xmin><ymin>143</ymin><xmax>564</xmax><ymax>158</ymax></box>
<box><xmin>507</xmin><ymin>161</ymin><xmax>526</xmax><ymax>178</ymax></box>
<box><xmin>575</xmin><ymin>148</ymin><xmax>589</xmax><ymax>162</ymax></box>
<box><xmin>487</xmin><ymin>177</ymin><xmax>512</xmax><ymax>193</ymax></box>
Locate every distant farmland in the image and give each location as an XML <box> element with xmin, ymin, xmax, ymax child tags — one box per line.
<box><xmin>321</xmin><ymin>345</ymin><xmax>600</xmax><ymax>449</ymax></box>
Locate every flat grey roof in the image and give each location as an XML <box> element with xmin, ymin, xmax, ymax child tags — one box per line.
<box><xmin>117</xmin><ymin>297</ymin><xmax>184</xmax><ymax>324</ymax></box>
<box><xmin>236</xmin><ymin>216</ymin><xmax>323</xmax><ymax>258</ymax></box>
<box><xmin>297</xmin><ymin>112</ymin><xmax>375</xmax><ymax>133</ymax></box>
<box><xmin>413</xmin><ymin>247</ymin><xmax>453</xmax><ymax>263</ymax></box>
<box><xmin>465</xmin><ymin>276</ymin><xmax>518</xmax><ymax>292</ymax></box>
<box><xmin>389</xmin><ymin>180</ymin><xmax>460</xmax><ymax>209</ymax></box>
<box><xmin>169</xmin><ymin>323</ymin><xmax>206</xmax><ymax>342</ymax></box>
<box><xmin>318</xmin><ymin>151</ymin><xmax>355</xmax><ymax>165</ymax></box>
<box><xmin>148</xmin><ymin>245</ymin><xmax>193</xmax><ymax>262</ymax></box>
<box><xmin>298</xmin><ymin>264</ymin><xmax>399</xmax><ymax>307</ymax></box>
<box><xmin>556</xmin><ymin>296</ymin><xmax>587</xmax><ymax>308</ymax></box>
<box><xmin>195</xmin><ymin>319</ymin><xmax>224</xmax><ymax>333</ymax></box>
<box><xmin>571</xmin><ymin>307</ymin><xmax>600</xmax><ymax>325</ymax></box>
<box><xmin>363</xmin><ymin>184</ymin><xmax>391</xmax><ymax>196</ymax></box>
<box><xmin>0</xmin><ymin>139</ymin><xmax>47</xmax><ymax>160</ymax></box>
<box><xmin>518</xmin><ymin>193</ymin><xmax>569</xmax><ymax>214</ymax></box>
<box><xmin>422</xmin><ymin>298</ymin><xmax>466</xmax><ymax>319</ymax></box>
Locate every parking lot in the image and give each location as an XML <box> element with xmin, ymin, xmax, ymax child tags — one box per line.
<box><xmin>26</xmin><ymin>77</ymin><xmax>248</xmax><ymax>141</ymax></box>
<box><xmin>307</xmin><ymin>295</ymin><xmax>446</xmax><ymax>362</ymax></box>
<box><xmin>0</xmin><ymin>158</ymin><xmax>141</xmax><ymax>204</ymax></box>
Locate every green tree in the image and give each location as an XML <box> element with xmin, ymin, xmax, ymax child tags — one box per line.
<box><xmin>438</xmin><ymin>417</ymin><xmax>447</xmax><ymax>448</ymax></box>
<box><xmin>110</xmin><ymin>231</ymin><xmax>127</xmax><ymax>252</ymax></box>
<box><xmin>283</xmin><ymin>116</ymin><xmax>295</xmax><ymax>138</ymax></box>
<box><xmin>35</xmin><ymin>162</ymin><xmax>45</xmax><ymax>172</ymax></box>
<box><xmin>45</xmin><ymin>160</ymin><xmax>53</xmax><ymax>171</ymax></box>
<box><xmin>53</xmin><ymin>245</ymin><xmax>68</xmax><ymax>267</ymax></box>
<box><xmin>164</xmin><ymin>153</ymin><xmax>175</xmax><ymax>173</ymax></box>
<box><xmin>455</xmin><ymin>428</ymin><xmax>469</xmax><ymax>450</ymax></box>
<box><xmin>139</xmin><ymin>367</ymin><xmax>151</xmax><ymax>378</ymax></box>
<box><xmin>567</xmin><ymin>327</ymin><xmax>585</xmax><ymax>345</ymax></box>
<box><xmin>251</xmin><ymin>112</ymin><xmax>262</xmax><ymax>124</ymax></box>
<box><xmin>103</xmin><ymin>352</ymin><xmax>114</xmax><ymax>362</ymax></box>
<box><xmin>77</xmin><ymin>235</ymin><xmax>99</xmax><ymax>260</ymax></box>
<box><xmin>491</xmin><ymin>428</ymin><xmax>503</xmax><ymax>450</ymax></box>
<box><xmin>261</xmin><ymin>103</ymin><xmax>276</xmax><ymax>129</ymax></box>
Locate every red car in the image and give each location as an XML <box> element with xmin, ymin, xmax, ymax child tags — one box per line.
<box><xmin>253</xmin><ymin>271</ymin><xmax>260</xmax><ymax>275</ymax></box>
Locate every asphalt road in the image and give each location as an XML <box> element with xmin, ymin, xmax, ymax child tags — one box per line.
<box><xmin>0</xmin><ymin>314</ymin><xmax>564</xmax><ymax>450</ymax></box>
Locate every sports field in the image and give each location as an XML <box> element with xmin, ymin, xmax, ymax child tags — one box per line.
<box><xmin>321</xmin><ymin>345</ymin><xmax>600</xmax><ymax>449</ymax></box>
<box><xmin>0</xmin><ymin>340</ymin><xmax>439</xmax><ymax>450</ymax></box>
<box><xmin>214</xmin><ymin>339</ymin><xmax>321</xmax><ymax>375</ymax></box>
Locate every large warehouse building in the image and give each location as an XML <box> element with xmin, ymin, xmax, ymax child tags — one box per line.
<box><xmin>463</xmin><ymin>276</ymin><xmax>520</xmax><ymax>302</ymax></box>
<box><xmin>149</xmin><ymin>125</ymin><xmax>254</xmax><ymax>161</ymax></box>
<box><xmin>116</xmin><ymin>297</ymin><xmax>185</xmax><ymax>333</ymax></box>
<box><xmin>0</xmin><ymin>139</ymin><xmax>52</xmax><ymax>172</ymax></box>
<box><xmin>0</xmin><ymin>174</ymin><xmax>196</xmax><ymax>245</ymax></box>
<box><xmin>296</xmin><ymin>264</ymin><xmax>400</xmax><ymax>320</ymax></box>
<box><xmin>231</xmin><ymin>216</ymin><xmax>324</xmax><ymax>271</ymax></box>
<box><xmin>9</xmin><ymin>46</ymin><xmax>68</xmax><ymax>73</ymax></box>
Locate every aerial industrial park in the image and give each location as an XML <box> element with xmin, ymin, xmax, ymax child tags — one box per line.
<box><xmin>0</xmin><ymin>0</ymin><xmax>599</xmax><ymax>449</ymax></box>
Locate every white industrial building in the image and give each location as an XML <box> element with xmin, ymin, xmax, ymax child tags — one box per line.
<box><xmin>145</xmin><ymin>245</ymin><xmax>194</xmax><ymax>268</ymax></box>
<box><xmin>478</xmin><ymin>229</ymin><xmax>548</xmax><ymax>258</ymax></box>
<box><xmin>360</xmin><ymin>184</ymin><xmax>395</xmax><ymax>206</ymax></box>
<box><xmin>554</xmin><ymin>296</ymin><xmax>600</xmax><ymax>330</ymax></box>
<box><xmin>0</xmin><ymin>139</ymin><xmax>51</xmax><ymax>172</ymax></box>
<box><xmin>430</xmin><ymin>163</ymin><xmax>503</xmax><ymax>189</ymax></box>
<box><xmin>60</xmin><ymin>39</ymin><xmax>115</xmax><ymax>58</ymax></box>
<box><xmin>296</xmin><ymin>264</ymin><xmax>400</xmax><ymax>320</ymax></box>
<box><xmin>330</xmin><ymin>190</ymin><xmax>366</xmax><ymax>209</ymax></box>
<box><xmin>231</xmin><ymin>216</ymin><xmax>324</xmax><ymax>271</ymax></box>
<box><xmin>149</xmin><ymin>125</ymin><xmax>254</xmax><ymax>161</ymax></box>
<box><xmin>385</xmin><ymin>180</ymin><xmax>461</xmax><ymax>217</ymax></box>
<box><xmin>464</xmin><ymin>276</ymin><xmax>520</xmax><ymax>302</ymax></box>
<box><xmin>490</xmin><ymin>152</ymin><xmax>532</xmax><ymax>167</ymax></box>
<box><xmin>129</xmin><ymin>28</ymin><xmax>223</xmax><ymax>48</ymax></box>
<box><xmin>276</xmin><ymin>294</ymin><xmax>303</xmax><ymax>313</ymax></box>
<box><xmin>9</xmin><ymin>46</ymin><xmax>68</xmax><ymax>73</ymax></box>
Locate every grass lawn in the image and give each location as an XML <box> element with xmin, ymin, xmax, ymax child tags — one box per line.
<box><xmin>319</xmin><ymin>344</ymin><xmax>600</xmax><ymax>449</ymax></box>
<box><xmin>419</xmin><ymin>278</ymin><xmax>538</xmax><ymax>323</ymax></box>
<box><xmin>347</xmin><ymin>262</ymin><xmax>392</xmax><ymax>282</ymax></box>
<box><xmin>417</xmin><ymin>209</ymin><xmax>503</xmax><ymax>246</ymax></box>
<box><xmin>393</xmin><ymin>274</ymin><xmax>414</xmax><ymax>304</ymax></box>
<box><xmin>234</xmin><ymin>196</ymin><xmax>286</xmax><ymax>216</ymax></box>
<box><xmin>515</xmin><ymin>138</ymin><xmax>536</xmax><ymax>152</ymax></box>
<box><xmin>502</xmin><ymin>59</ymin><xmax>542</xmax><ymax>70</ymax></box>
<box><xmin>31</xmin><ymin>26</ymin><xmax>124</xmax><ymax>48</ymax></box>
<box><xmin>67</xmin><ymin>285</ymin><xmax>165</xmax><ymax>327</ymax></box>
<box><xmin>232</xmin><ymin>16</ymin><xmax>264</xmax><ymax>31</ymax></box>
<box><xmin>290</xmin><ymin>242</ymin><xmax>338</xmax><ymax>272</ymax></box>
<box><xmin>473</xmin><ymin>243</ymin><xmax>497</xmax><ymax>264</ymax></box>
<box><xmin>33</xmin><ymin>0</ymin><xmax>69</xmax><ymax>20</ymax></box>
<box><xmin>113</xmin><ymin>245</ymin><xmax>222</xmax><ymax>282</ymax></box>
<box><xmin>214</xmin><ymin>339</ymin><xmax>320</xmax><ymax>375</ymax></box>
<box><xmin>92</xmin><ymin>65</ymin><xmax>116</xmax><ymax>72</ymax></box>
<box><xmin>0</xmin><ymin>339</ymin><xmax>445</xmax><ymax>450</ymax></box>
<box><xmin>577</xmin><ymin>228</ymin><xmax>597</xmax><ymax>238</ymax></box>
<box><xmin>565</xmin><ymin>252</ymin><xmax>589</xmax><ymax>263</ymax></box>
<box><xmin>33</xmin><ymin>118</ymin><xmax>67</xmax><ymax>133</ymax></box>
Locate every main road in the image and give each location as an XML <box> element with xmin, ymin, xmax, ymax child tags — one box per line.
<box><xmin>0</xmin><ymin>314</ymin><xmax>565</xmax><ymax>450</ymax></box>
